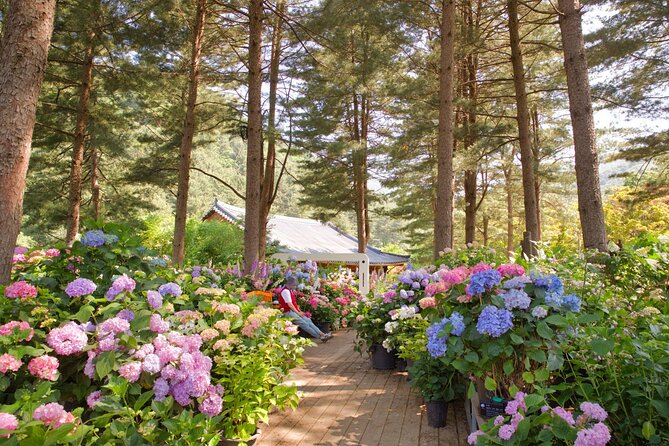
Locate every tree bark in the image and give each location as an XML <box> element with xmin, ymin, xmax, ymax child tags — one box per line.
<box><xmin>91</xmin><ymin>145</ymin><xmax>101</xmax><ymax>220</ymax></box>
<box><xmin>172</xmin><ymin>0</ymin><xmax>206</xmax><ymax>267</ymax></box>
<box><xmin>507</xmin><ymin>0</ymin><xmax>539</xmax><ymax>256</ymax></box>
<box><xmin>558</xmin><ymin>0</ymin><xmax>608</xmax><ymax>252</ymax></box>
<box><xmin>352</xmin><ymin>93</ymin><xmax>367</xmax><ymax>253</ymax></box>
<box><xmin>504</xmin><ymin>147</ymin><xmax>516</xmax><ymax>256</ymax></box>
<box><xmin>434</xmin><ymin>0</ymin><xmax>456</xmax><ymax>258</ymax></box>
<box><xmin>531</xmin><ymin>106</ymin><xmax>542</xmax><ymax>240</ymax></box>
<box><xmin>463</xmin><ymin>0</ymin><xmax>479</xmax><ymax>246</ymax></box>
<box><xmin>0</xmin><ymin>0</ymin><xmax>56</xmax><ymax>284</ymax></box>
<box><xmin>244</xmin><ymin>0</ymin><xmax>264</xmax><ymax>274</ymax></box>
<box><xmin>258</xmin><ymin>0</ymin><xmax>285</xmax><ymax>260</ymax></box>
<box><xmin>464</xmin><ymin>169</ymin><xmax>477</xmax><ymax>244</ymax></box>
<box><xmin>65</xmin><ymin>36</ymin><xmax>95</xmax><ymax>246</ymax></box>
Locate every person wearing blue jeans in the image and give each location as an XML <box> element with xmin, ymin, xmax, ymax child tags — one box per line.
<box><xmin>280</xmin><ymin>276</ymin><xmax>332</xmax><ymax>343</ymax></box>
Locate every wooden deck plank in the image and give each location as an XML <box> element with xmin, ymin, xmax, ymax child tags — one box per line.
<box><xmin>256</xmin><ymin>329</ymin><xmax>468</xmax><ymax>446</ymax></box>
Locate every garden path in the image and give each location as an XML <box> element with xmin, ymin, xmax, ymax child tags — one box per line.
<box><xmin>257</xmin><ymin>329</ymin><xmax>470</xmax><ymax>446</ymax></box>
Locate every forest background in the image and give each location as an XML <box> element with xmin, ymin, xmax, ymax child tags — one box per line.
<box><xmin>3</xmin><ymin>0</ymin><xmax>668</xmax><ymax>265</ymax></box>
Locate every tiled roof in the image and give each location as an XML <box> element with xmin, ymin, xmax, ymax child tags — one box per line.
<box><xmin>203</xmin><ymin>199</ymin><xmax>410</xmax><ymax>266</ymax></box>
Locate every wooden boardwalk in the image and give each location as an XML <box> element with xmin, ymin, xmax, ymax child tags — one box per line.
<box><xmin>257</xmin><ymin>329</ymin><xmax>470</xmax><ymax>446</ymax></box>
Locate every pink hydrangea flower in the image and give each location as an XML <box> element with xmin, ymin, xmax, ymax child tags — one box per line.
<box><xmin>498</xmin><ymin>424</ymin><xmax>516</xmax><ymax>440</ymax></box>
<box><xmin>0</xmin><ymin>412</ymin><xmax>18</xmax><ymax>437</ymax></box>
<box><xmin>467</xmin><ymin>430</ymin><xmax>484</xmax><ymax>445</ymax></box>
<box><xmin>97</xmin><ymin>317</ymin><xmax>130</xmax><ymax>336</ymax></box>
<box><xmin>199</xmin><ymin>388</ymin><xmax>223</xmax><ymax>417</ymax></box>
<box><xmin>150</xmin><ymin>314</ymin><xmax>170</xmax><ymax>333</ymax></box>
<box><xmin>471</xmin><ymin>262</ymin><xmax>493</xmax><ymax>274</ymax></box>
<box><xmin>86</xmin><ymin>390</ymin><xmax>102</xmax><ymax>408</ymax></box>
<box><xmin>47</xmin><ymin>323</ymin><xmax>88</xmax><ymax>356</ymax></box>
<box><xmin>497</xmin><ymin>263</ymin><xmax>525</xmax><ymax>277</ymax></box>
<box><xmin>211</xmin><ymin>302</ymin><xmax>241</xmax><ymax>316</ymax></box>
<box><xmin>119</xmin><ymin>361</ymin><xmax>142</xmax><ymax>382</ymax></box>
<box><xmin>32</xmin><ymin>403</ymin><xmax>76</xmax><ymax>429</ymax></box>
<box><xmin>553</xmin><ymin>406</ymin><xmax>576</xmax><ymax>425</ymax></box>
<box><xmin>142</xmin><ymin>354</ymin><xmax>161</xmax><ymax>374</ymax></box>
<box><xmin>574</xmin><ymin>422</ymin><xmax>611</xmax><ymax>446</ymax></box>
<box><xmin>418</xmin><ymin>297</ymin><xmax>436</xmax><ymax>309</ymax></box>
<box><xmin>0</xmin><ymin>354</ymin><xmax>22</xmax><ymax>373</ymax></box>
<box><xmin>580</xmin><ymin>402</ymin><xmax>608</xmax><ymax>422</ymax></box>
<box><xmin>4</xmin><ymin>281</ymin><xmax>38</xmax><ymax>299</ymax></box>
<box><xmin>14</xmin><ymin>247</ymin><xmax>28</xmax><ymax>255</ymax></box>
<box><xmin>27</xmin><ymin>355</ymin><xmax>59</xmax><ymax>381</ymax></box>
<box><xmin>200</xmin><ymin>328</ymin><xmax>219</xmax><ymax>341</ymax></box>
<box><xmin>45</xmin><ymin>248</ymin><xmax>61</xmax><ymax>257</ymax></box>
<box><xmin>213</xmin><ymin>320</ymin><xmax>231</xmax><ymax>335</ymax></box>
<box><xmin>0</xmin><ymin>321</ymin><xmax>33</xmax><ymax>341</ymax></box>
<box><xmin>284</xmin><ymin>321</ymin><xmax>299</xmax><ymax>335</ymax></box>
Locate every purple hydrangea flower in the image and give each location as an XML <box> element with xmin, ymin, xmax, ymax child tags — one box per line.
<box><xmin>574</xmin><ymin>422</ymin><xmax>611</xmax><ymax>446</ymax></box>
<box><xmin>192</xmin><ymin>266</ymin><xmax>201</xmax><ymax>278</ymax></box>
<box><xmin>476</xmin><ymin>306</ymin><xmax>513</xmax><ymax>337</ymax></box>
<box><xmin>503</xmin><ymin>275</ymin><xmax>531</xmax><ymax>289</ymax></box>
<box><xmin>117</xmin><ymin>309</ymin><xmax>135</xmax><ymax>321</ymax></box>
<box><xmin>147</xmin><ymin>290</ymin><xmax>163</xmax><ymax>309</ymax></box>
<box><xmin>580</xmin><ymin>402</ymin><xmax>607</xmax><ymax>422</ymax></box>
<box><xmin>158</xmin><ymin>282</ymin><xmax>182</xmax><ymax>297</ymax></box>
<box><xmin>502</xmin><ymin>289</ymin><xmax>531</xmax><ymax>310</ymax></box>
<box><xmin>531</xmin><ymin>306</ymin><xmax>548</xmax><ymax>319</ymax></box>
<box><xmin>106</xmin><ymin>274</ymin><xmax>136</xmax><ymax>300</ymax></box>
<box><xmin>65</xmin><ymin>278</ymin><xmax>97</xmax><ymax>297</ymax></box>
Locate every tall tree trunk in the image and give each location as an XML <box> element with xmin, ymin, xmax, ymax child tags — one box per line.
<box><xmin>531</xmin><ymin>106</ymin><xmax>542</xmax><ymax>240</ymax></box>
<box><xmin>258</xmin><ymin>0</ymin><xmax>285</xmax><ymax>260</ymax></box>
<box><xmin>558</xmin><ymin>0</ymin><xmax>608</xmax><ymax>252</ymax></box>
<box><xmin>91</xmin><ymin>145</ymin><xmax>101</xmax><ymax>220</ymax></box>
<box><xmin>434</xmin><ymin>0</ymin><xmax>456</xmax><ymax>258</ymax></box>
<box><xmin>352</xmin><ymin>93</ymin><xmax>367</xmax><ymax>253</ymax></box>
<box><xmin>464</xmin><ymin>169</ymin><xmax>476</xmax><ymax>244</ymax></box>
<box><xmin>482</xmin><ymin>214</ymin><xmax>489</xmax><ymax>246</ymax></box>
<box><xmin>172</xmin><ymin>0</ymin><xmax>206</xmax><ymax>267</ymax></box>
<box><xmin>244</xmin><ymin>0</ymin><xmax>264</xmax><ymax>274</ymax></box>
<box><xmin>0</xmin><ymin>0</ymin><xmax>56</xmax><ymax>284</ymax></box>
<box><xmin>504</xmin><ymin>147</ymin><xmax>516</xmax><ymax>256</ymax></box>
<box><xmin>507</xmin><ymin>0</ymin><xmax>539</xmax><ymax>256</ymax></box>
<box><xmin>65</xmin><ymin>37</ymin><xmax>95</xmax><ymax>246</ymax></box>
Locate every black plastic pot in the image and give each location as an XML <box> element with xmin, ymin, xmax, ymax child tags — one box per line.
<box><xmin>315</xmin><ymin>321</ymin><xmax>331</xmax><ymax>334</ymax></box>
<box><xmin>218</xmin><ymin>429</ymin><xmax>261</xmax><ymax>446</ymax></box>
<box><xmin>370</xmin><ymin>344</ymin><xmax>396</xmax><ymax>370</ymax></box>
<box><xmin>395</xmin><ymin>357</ymin><xmax>408</xmax><ymax>372</ymax></box>
<box><xmin>426</xmin><ymin>400</ymin><xmax>448</xmax><ymax>428</ymax></box>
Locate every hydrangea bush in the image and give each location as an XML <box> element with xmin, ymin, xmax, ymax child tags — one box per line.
<box><xmin>0</xmin><ymin>227</ymin><xmax>313</xmax><ymax>444</ymax></box>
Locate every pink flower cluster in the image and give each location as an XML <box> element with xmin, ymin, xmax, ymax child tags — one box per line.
<box><xmin>211</xmin><ymin>302</ymin><xmax>241</xmax><ymax>316</ymax></box>
<box><xmin>47</xmin><ymin>323</ymin><xmax>88</xmax><ymax>356</ymax></box>
<box><xmin>335</xmin><ymin>296</ymin><xmax>351</xmax><ymax>306</ymax></box>
<box><xmin>45</xmin><ymin>248</ymin><xmax>61</xmax><ymax>257</ymax></box>
<box><xmin>496</xmin><ymin>392</ymin><xmax>527</xmax><ymax>440</ymax></box>
<box><xmin>425</xmin><ymin>281</ymin><xmax>449</xmax><ymax>297</ymax></box>
<box><xmin>284</xmin><ymin>321</ymin><xmax>299</xmax><ymax>335</ymax></box>
<box><xmin>150</xmin><ymin>314</ymin><xmax>170</xmax><ymax>333</ymax></box>
<box><xmin>418</xmin><ymin>297</ymin><xmax>436</xmax><ymax>309</ymax></box>
<box><xmin>575</xmin><ymin>422</ymin><xmax>611</xmax><ymax>446</ymax></box>
<box><xmin>32</xmin><ymin>402</ymin><xmax>76</xmax><ymax>429</ymax></box>
<box><xmin>174</xmin><ymin>310</ymin><xmax>203</xmax><ymax>325</ymax></box>
<box><xmin>0</xmin><ymin>354</ymin><xmax>22</xmax><ymax>373</ymax></box>
<box><xmin>0</xmin><ymin>412</ymin><xmax>18</xmax><ymax>437</ymax></box>
<box><xmin>200</xmin><ymin>328</ymin><xmax>219</xmax><ymax>341</ymax></box>
<box><xmin>471</xmin><ymin>263</ymin><xmax>493</xmax><ymax>274</ymax></box>
<box><xmin>497</xmin><ymin>263</ymin><xmax>526</xmax><ymax>277</ymax></box>
<box><xmin>87</xmin><ymin>390</ymin><xmax>102</xmax><ymax>408</ymax></box>
<box><xmin>27</xmin><ymin>355</ymin><xmax>59</xmax><ymax>381</ymax></box>
<box><xmin>96</xmin><ymin>316</ymin><xmax>131</xmax><ymax>352</ymax></box>
<box><xmin>0</xmin><ymin>321</ymin><xmax>34</xmax><ymax>342</ymax></box>
<box><xmin>241</xmin><ymin>307</ymin><xmax>277</xmax><ymax>337</ymax></box>
<box><xmin>4</xmin><ymin>281</ymin><xmax>38</xmax><ymax>299</ymax></box>
<box><xmin>437</xmin><ymin>266</ymin><xmax>470</xmax><ymax>286</ymax></box>
<box><xmin>382</xmin><ymin>290</ymin><xmax>396</xmax><ymax>303</ymax></box>
<box><xmin>213</xmin><ymin>320</ymin><xmax>231</xmax><ymax>335</ymax></box>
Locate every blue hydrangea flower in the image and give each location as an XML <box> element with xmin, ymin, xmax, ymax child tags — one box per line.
<box><xmin>533</xmin><ymin>274</ymin><xmax>564</xmax><ymax>295</ymax></box>
<box><xmin>502</xmin><ymin>289</ymin><xmax>531</xmax><ymax>310</ymax></box>
<box><xmin>562</xmin><ymin>294</ymin><xmax>581</xmax><ymax>313</ymax></box>
<box><xmin>531</xmin><ymin>306</ymin><xmax>548</xmax><ymax>319</ymax></box>
<box><xmin>399</xmin><ymin>289</ymin><xmax>408</xmax><ymax>299</ymax></box>
<box><xmin>476</xmin><ymin>306</ymin><xmax>513</xmax><ymax>337</ymax></box>
<box><xmin>449</xmin><ymin>312</ymin><xmax>465</xmax><ymax>336</ymax></box>
<box><xmin>503</xmin><ymin>276</ymin><xmax>531</xmax><ymax>289</ymax></box>
<box><xmin>158</xmin><ymin>282</ymin><xmax>182</xmax><ymax>297</ymax></box>
<box><xmin>426</xmin><ymin>320</ymin><xmax>449</xmax><ymax>358</ymax></box>
<box><xmin>468</xmin><ymin>270</ymin><xmax>502</xmax><ymax>295</ymax></box>
<box><xmin>192</xmin><ymin>266</ymin><xmax>201</xmax><ymax>278</ymax></box>
<box><xmin>81</xmin><ymin>230</ymin><xmax>107</xmax><ymax>247</ymax></box>
<box><xmin>544</xmin><ymin>292</ymin><xmax>563</xmax><ymax>308</ymax></box>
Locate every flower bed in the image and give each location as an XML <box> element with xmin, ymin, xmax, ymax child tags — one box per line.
<box><xmin>0</xmin><ymin>230</ymin><xmax>312</xmax><ymax>444</ymax></box>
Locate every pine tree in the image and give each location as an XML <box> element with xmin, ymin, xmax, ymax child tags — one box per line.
<box><xmin>0</xmin><ymin>0</ymin><xmax>56</xmax><ymax>283</ymax></box>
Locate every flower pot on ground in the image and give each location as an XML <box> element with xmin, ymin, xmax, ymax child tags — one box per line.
<box><xmin>395</xmin><ymin>356</ymin><xmax>407</xmax><ymax>372</ymax></box>
<box><xmin>218</xmin><ymin>429</ymin><xmax>261</xmax><ymax>446</ymax></box>
<box><xmin>315</xmin><ymin>320</ymin><xmax>331</xmax><ymax>334</ymax></box>
<box><xmin>369</xmin><ymin>344</ymin><xmax>396</xmax><ymax>370</ymax></box>
<box><xmin>426</xmin><ymin>399</ymin><xmax>448</xmax><ymax>428</ymax></box>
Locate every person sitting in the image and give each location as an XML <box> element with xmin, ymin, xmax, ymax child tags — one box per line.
<box><xmin>279</xmin><ymin>276</ymin><xmax>332</xmax><ymax>343</ymax></box>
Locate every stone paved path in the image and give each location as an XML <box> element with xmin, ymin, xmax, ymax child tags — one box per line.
<box><xmin>256</xmin><ymin>329</ymin><xmax>470</xmax><ymax>446</ymax></box>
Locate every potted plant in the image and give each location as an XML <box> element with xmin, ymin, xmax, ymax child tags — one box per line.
<box><xmin>408</xmin><ymin>353</ymin><xmax>463</xmax><ymax>428</ymax></box>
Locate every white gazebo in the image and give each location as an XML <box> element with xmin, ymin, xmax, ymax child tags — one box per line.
<box><xmin>202</xmin><ymin>199</ymin><xmax>410</xmax><ymax>294</ymax></box>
